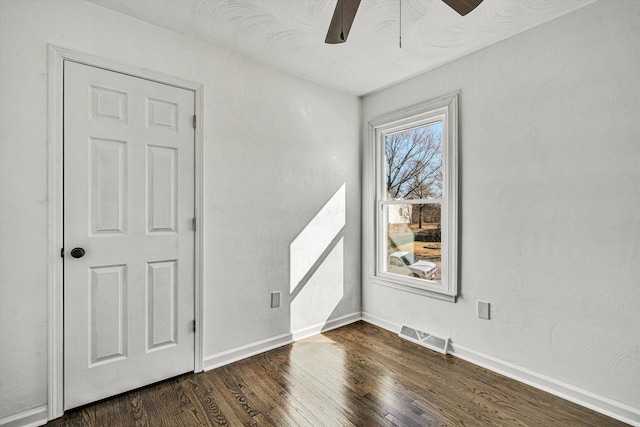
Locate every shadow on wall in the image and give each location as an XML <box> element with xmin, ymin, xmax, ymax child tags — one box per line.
<box><xmin>289</xmin><ymin>184</ymin><xmax>346</xmax><ymax>338</ymax></box>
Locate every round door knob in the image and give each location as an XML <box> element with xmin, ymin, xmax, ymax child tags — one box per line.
<box><xmin>70</xmin><ymin>247</ymin><xmax>85</xmax><ymax>258</ymax></box>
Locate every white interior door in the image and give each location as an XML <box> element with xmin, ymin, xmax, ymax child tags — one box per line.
<box><xmin>63</xmin><ymin>61</ymin><xmax>195</xmax><ymax>410</ymax></box>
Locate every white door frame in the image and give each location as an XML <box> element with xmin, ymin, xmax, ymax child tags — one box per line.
<box><xmin>47</xmin><ymin>44</ymin><xmax>205</xmax><ymax>420</ymax></box>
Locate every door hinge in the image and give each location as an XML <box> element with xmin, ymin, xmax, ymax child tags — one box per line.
<box><xmin>192</xmin><ymin>115</ymin><xmax>197</xmax><ymax>129</ymax></box>
<box><xmin>193</xmin><ymin>320</ymin><xmax>196</xmax><ymax>333</ymax></box>
<box><xmin>192</xmin><ymin>217</ymin><xmax>196</xmax><ymax>231</ymax></box>
<box><xmin>61</xmin><ymin>248</ymin><xmax>64</xmax><ymax>258</ymax></box>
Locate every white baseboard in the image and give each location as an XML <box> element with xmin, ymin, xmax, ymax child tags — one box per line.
<box><xmin>0</xmin><ymin>406</ymin><xmax>47</xmax><ymax>427</ymax></box>
<box><xmin>203</xmin><ymin>311</ymin><xmax>362</xmax><ymax>371</ymax></box>
<box><xmin>450</xmin><ymin>343</ymin><xmax>640</xmax><ymax>426</ymax></box>
<box><xmin>203</xmin><ymin>332</ymin><xmax>293</xmax><ymax>371</ymax></box>
<box><xmin>291</xmin><ymin>311</ymin><xmax>362</xmax><ymax>341</ymax></box>
<box><xmin>361</xmin><ymin>312</ymin><xmax>639</xmax><ymax>427</ymax></box>
<box><xmin>361</xmin><ymin>311</ymin><xmax>401</xmax><ymax>333</ymax></box>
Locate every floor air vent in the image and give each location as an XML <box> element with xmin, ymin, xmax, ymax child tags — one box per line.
<box><xmin>399</xmin><ymin>325</ymin><xmax>450</xmax><ymax>355</ymax></box>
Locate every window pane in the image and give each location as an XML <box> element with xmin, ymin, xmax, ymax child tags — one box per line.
<box><xmin>385</xmin><ymin>123</ymin><xmax>442</xmax><ymax>201</ymax></box>
<box><xmin>386</xmin><ymin>203</ymin><xmax>441</xmax><ymax>283</ymax></box>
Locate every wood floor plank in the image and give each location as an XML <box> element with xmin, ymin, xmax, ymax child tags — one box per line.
<box><xmin>182</xmin><ymin>373</ymin><xmax>231</xmax><ymax>426</ymax></box>
<box><xmin>47</xmin><ymin>321</ymin><xmax>628</xmax><ymax>427</ymax></box>
<box><xmin>146</xmin><ymin>379</ymin><xmax>186</xmax><ymax>427</ymax></box>
<box><xmin>284</xmin><ymin>349</ymin><xmax>394</xmax><ymax>426</ymax></box>
<box><xmin>243</xmin><ymin>353</ymin><xmax>320</xmax><ymax>426</ymax></box>
<box><xmin>177</xmin><ymin>375</ymin><xmax>217</xmax><ymax>427</ymax></box>
<box><xmin>270</xmin><ymin>350</ymin><xmax>363</xmax><ymax>425</ymax></box>
<box><xmin>93</xmin><ymin>394</ymin><xmax>123</xmax><ymax>427</ymax></box>
<box><xmin>199</xmin><ymin>374</ymin><xmax>249</xmax><ymax>426</ymax></box>
<box><xmin>230</xmin><ymin>357</ymin><xmax>308</xmax><ymax>427</ymax></box>
<box><xmin>290</xmin><ymin>340</ymin><xmax>430</xmax><ymax>425</ymax></box>
<box><xmin>203</xmin><ymin>367</ymin><xmax>262</xmax><ymax>425</ymax></box>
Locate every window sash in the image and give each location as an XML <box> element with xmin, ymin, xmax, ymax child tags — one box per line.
<box><xmin>370</xmin><ymin>93</ymin><xmax>458</xmax><ymax>300</ymax></box>
<box><xmin>380</xmin><ymin>199</ymin><xmax>442</xmax><ymax>206</ymax></box>
<box><xmin>380</xmin><ymin>115</ymin><xmax>447</xmax><ymax>203</ymax></box>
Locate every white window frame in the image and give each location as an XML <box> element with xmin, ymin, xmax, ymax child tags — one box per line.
<box><xmin>365</xmin><ymin>93</ymin><xmax>458</xmax><ymax>302</ymax></box>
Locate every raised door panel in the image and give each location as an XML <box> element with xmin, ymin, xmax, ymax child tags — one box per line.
<box><xmin>89</xmin><ymin>265</ymin><xmax>128</xmax><ymax>366</ymax></box>
<box><xmin>91</xmin><ymin>85</ymin><xmax>128</xmax><ymax>123</ymax></box>
<box><xmin>147</xmin><ymin>97</ymin><xmax>178</xmax><ymax>132</ymax></box>
<box><xmin>147</xmin><ymin>145</ymin><xmax>177</xmax><ymax>234</ymax></box>
<box><xmin>146</xmin><ymin>260</ymin><xmax>178</xmax><ymax>351</ymax></box>
<box><xmin>90</xmin><ymin>138</ymin><xmax>128</xmax><ymax>235</ymax></box>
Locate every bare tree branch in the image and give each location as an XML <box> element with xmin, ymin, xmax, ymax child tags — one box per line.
<box><xmin>385</xmin><ymin>125</ymin><xmax>442</xmax><ymax>200</ymax></box>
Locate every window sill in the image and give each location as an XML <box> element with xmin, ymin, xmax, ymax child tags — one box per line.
<box><xmin>367</xmin><ymin>275</ymin><xmax>457</xmax><ymax>303</ymax></box>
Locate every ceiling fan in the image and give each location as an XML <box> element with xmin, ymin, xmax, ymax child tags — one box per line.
<box><xmin>325</xmin><ymin>0</ymin><xmax>484</xmax><ymax>44</ymax></box>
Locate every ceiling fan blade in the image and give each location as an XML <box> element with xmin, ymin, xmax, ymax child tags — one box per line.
<box><xmin>442</xmin><ymin>0</ymin><xmax>483</xmax><ymax>16</ymax></box>
<box><xmin>325</xmin><ymin>0</ymin><xmax>361</xmax><ymax>44</ymax></box>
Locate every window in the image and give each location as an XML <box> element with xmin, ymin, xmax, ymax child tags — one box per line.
<box><xmin>368</xmin><ymin>93</ymin><xmax>458</xmax><ymax>301</ymax></box>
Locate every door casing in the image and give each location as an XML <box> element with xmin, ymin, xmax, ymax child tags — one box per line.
<box><xmin>47</xmin><ymin>44</ymin><xmax>204</xmax><ymax>421</ymax></box>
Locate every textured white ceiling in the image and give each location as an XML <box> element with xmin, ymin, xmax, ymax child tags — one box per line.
<box><xmin>88</xmin><ymin>0</ymin><xmax>597</xmax><ymax>95</ymax></box>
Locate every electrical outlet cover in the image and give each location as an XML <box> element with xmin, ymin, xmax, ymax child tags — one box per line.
<box><xmin>271</xmin><ymin>291</ymin><xmax>281</xmax><ymax>308</ymax></box>
<box><xmin>478</xmin><ymin>301</ymin><xmax>490</xmax><ymax>320</ymax></box>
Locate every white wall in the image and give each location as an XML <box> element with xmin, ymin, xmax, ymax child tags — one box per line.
<box><xmin>0</xmin><ymin>0</ymin><xmax>361</xmax><ymax>420</ymax></box>
<box><xmin>362</xmin><ymin>0</ymin><xmax>639</xmax><ymax>417</ymax></box>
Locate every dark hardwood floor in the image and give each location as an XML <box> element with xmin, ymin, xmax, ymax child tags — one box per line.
<box><xmin>48</xmin><ymin>321</ymin><xmax>627</xmax><ymax>426</ymax></box>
